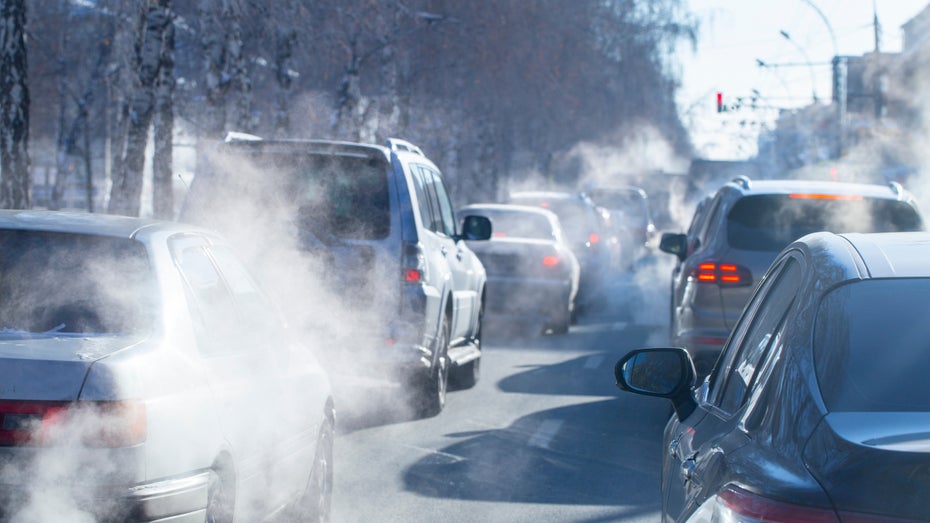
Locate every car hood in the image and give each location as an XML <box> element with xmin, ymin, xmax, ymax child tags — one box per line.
<box><xmin>0</xmin><ymin>333</ymin><xmax>143</xmax><ymax>400</ymax></box>
<box><xmin>803</xmin><ymin>412</ymin><xmax>930</xmax><ymax>520</ymax></box>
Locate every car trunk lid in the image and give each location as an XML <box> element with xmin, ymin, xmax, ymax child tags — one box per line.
<box><xmin>803</xmin><ymin>412</ymin><xmax>930</xmax><ymax>520</ymax></box>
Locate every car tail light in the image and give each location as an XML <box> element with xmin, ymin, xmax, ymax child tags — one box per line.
<box><xmin>691</xmin><ymin>261</ymin><xmax>752</xmax><ymax>286</ymax></box>
<box><xmin>688</xmin><ymin>484</ymin><xmax>840</xmax><ymax>522</ymax></box>
<box><xmin>588</xmin><ymin>233</ymin><xmax>600</xmax><ymax>245</ymax></box>
<box><xmin>0</xmin><ymin>400</ymin><xmax>146</xmax><ymax>447</ymax></box>
<box><xmin>402</xmin><ymin>242</ymin><xmax>427</xmax><ymax>283</ymax></box>
<box><xmin>542</xmin><ymin>255</ymin><xmax>560</xmax><ymax>267</ymax></box>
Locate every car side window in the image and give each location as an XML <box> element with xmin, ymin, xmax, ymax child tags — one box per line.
<box><xmin>697</xmin><ymin>194</ymin><xmax>724</xmax><ymax>246</ymax></box>
<box><xmin>709</xmin><ymin>257</ymin><xmax>802</xmax><ymax>413</ymax></box>
<box><xmin>410</xmin><ymin>164</ymin><xmax>436</xmax><ymax>232</ymax></box>
<box><xmin>429</xmin><ymin>169</ymin><xmax>457</xmax><ymax>237</ymax></box>
<box><xmin>173</xmin><ymin>241</ymin><xmax>242</xmax><ymax>355</ymax></box>
<box><xmin>208</xmin><ymin>245</ymin><xmax>285</xmax><ymax>343</ymax></box>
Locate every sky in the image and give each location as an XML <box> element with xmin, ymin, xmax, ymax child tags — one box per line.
<box><xmin>677</xmin><ymin>0</ymin><xmax>930</xmax><ymax>160</ymax></box>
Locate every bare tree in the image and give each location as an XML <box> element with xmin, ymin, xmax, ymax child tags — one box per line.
<box><xmin>152</xmin><ymin>3</ymin><xmax>176</xmax><ymax>218</ymax></box>
<box><xmin>0</xmin><ymin>0</ymin><xmax>31</xmax><ymax>209</ymax></box>
<box><xmin>108</xmin><ymin>0</ymin><xmax>174</xmax><ymax>216</ymax></box>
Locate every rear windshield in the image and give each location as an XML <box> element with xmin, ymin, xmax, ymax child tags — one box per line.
<box><xmin>727</xmin><ymin>195</ymin><xmax>923</xmax><ymax>251</ymax></box>
<box><xmin>191</xmin><ymin>149</ymin><xmax>391</xmax><ymax>242</ymax></box>
<box><xmin>0</xmin><ymin>230</ymin><xmax>156</xmax><ymax>335</ymax></box>
<box><xmin>814</xmin><ymin>279</ymin><xmax>930</xmax><ymax>412</ymax></box>
<box><xmin>509</xmin><ymin>197</ymin><xmax>594</xmax><ymax>244</ymax></box>
<box><xmin>472</xmin><ymin>209</ymin><xmax>555</xmax><ymax>241</ymax></box>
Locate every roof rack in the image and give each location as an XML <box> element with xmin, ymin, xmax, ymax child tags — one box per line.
<box><xmin>224</xmin><ymin>131</ymin><xmax>262</xmax><ymax>143</ymax></box>
<box><xmin>386</xmin><ymin>138</ymin><xmax>424</xmax><ymax>156</ymax></box>
<box><xmin>731</xmin><ymin>175</ymin><xmax>752</xmax><ymax>190</ymax></box>
<box><xmin>888</xmin><ymin>181</ymin><xmax>904</xmax><ymax>198</ymax></box>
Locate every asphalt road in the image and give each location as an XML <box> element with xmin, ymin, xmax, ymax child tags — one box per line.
<box><xmin>331</xmin><ymin>261</ymin><xmax>676</xmax><ymax>523</ymax></box>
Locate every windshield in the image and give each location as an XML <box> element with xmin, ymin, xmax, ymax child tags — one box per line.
<box><xmin>0</xmin><ymin>230</ymin><xmax>157</xmax><ymax>335</ymax></box>
<box><xmin>814</xmin><ymin>278</ymin><xmax>930</xmax><ymax>412</ymax></box>
<box><xmin>727</xmin><ymin>195</ymin><xmax>924</xmax><ymax>252</ymax></box>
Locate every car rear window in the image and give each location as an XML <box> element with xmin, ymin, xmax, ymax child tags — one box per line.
<box><xmin>509</xmin><ymin>197</ymin><xmax>593</xmax><ymax>245</ymax></box>
<box><xmin>814</xmin><ymin>278</ymin><xmax>930</xmax><ymax>412</ymax></box>
<box><xmin>727</xmin><ymin>194</ymin><xmax>923</xmax><ymax>251</ymax></box>
<box><xmin>477</xmin><ymin>210</ymin><xmax>554</xmax><ymax>240</ymax></box>
<box><xmin>189</xmin><ymin>148</ymin><xmax>391</xmax><ymax>242</ymax></box>
<box><xmin>0</xmin><ymin>230</ymin><xmax>157</xmax><ymax>334</ymax></box>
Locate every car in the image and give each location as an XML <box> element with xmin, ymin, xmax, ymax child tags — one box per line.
<box><xmin>505</xmin><ymin>191</ymin><xmax>618</xmax><ymax>311</ymax></box>
<box><xmin>0</xmin><ymin>210</ymin><xmax>334</xmax><ymax>522</ymax></box>
<box><xmin>614</xmin><ymin>230</ymin><xmax>930</xmax><ymax>522</ymax></box>
<box><xmin>659</xmin><ymin>176</ymin><xmax>924</xmax><ymax>376</ymax></box>
<box><xmin>458</xmin><ymin>203</ymin><xmax>580</xmax><ymax>335</ymax></box>
<box><xmin>180</xmin><ymin>133</ymin><xmax>492</xmax><ymax>416</ymax></box>
<box><xmin>584</xmin><ymin>185</ymin><xmax>657</xmax><ymax>269</ymax></box>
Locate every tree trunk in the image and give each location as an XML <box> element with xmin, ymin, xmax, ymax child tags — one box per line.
<box><xmin>152</xmin><ymin>9</ymin><xmax>175</xmax><ymax>219</ymax></box>
<box><xmin>108</xmin><ymin>1</ymin><xmax>172</xmax><ymax>217</ymax></box>
<box><xmin>0</xmin><ymin>0</ymin><xmax>31</xmax><ymax>210</ymax></box>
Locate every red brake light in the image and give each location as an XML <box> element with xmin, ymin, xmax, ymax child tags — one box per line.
<box><xmin>0</xmin><ymin>400</ymin><xmax>146</xmax><ymax>447</ymax></box>
<box><xmin>588</xmin><ymin>233</ymin><xmax>600</xmax><ymax>244</ymax></box>
<box><xmin>539</xmin><ymin>202</ymin><xmax>550</xmax><ymax>208</ymax></box>
<box><xmin>542</xmin><ymin>255</ymin><xmax>559</xmax><ymax>267</ymax></box>
<box><xmin>693</xmin><ymin>261</ymin><xmax>752</xmax><ymax>286</ymax></box>
<box><xmin>716</xmin><ymin>485</ymin><xmax>839</xmax><ymax>523</ymax></box>
<box><xmin>404</xmin><ymin>269</ymin><xmax>422</xmax><ymax>282</ymax></box>
<box><xmin>789</xmin><ymin>193</ymin><xmax>863</xmax><ymax>200</ymax></box>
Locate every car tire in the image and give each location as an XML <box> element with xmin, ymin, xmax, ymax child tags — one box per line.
<box><xmin>548</xmin><ymin>303</ymin><xmax>571</xmax><ymax>335</ymax></box>
<box><xmin>206</xmin><ymin>466</ymin><xmax>234</xmax><ymax>523</ymax></box>
<box><xmin>295</xmin><ymin>407</ymin><xmax>334</xmax><ymax>523</ymax></box>
<box><xmin>414</xmin><ymin>317</ymin><xmax>449</xmax><ymax>418</ymax></box>
<box><xmin>451</xmin><ymin>357</ymin><xmax>480</xmax><ymax>390</ymax></box>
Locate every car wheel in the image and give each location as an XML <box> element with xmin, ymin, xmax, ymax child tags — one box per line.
<box><xmin>296</xmin><ymin>409</ymin><xmax>334</xmax><ymax>523</ymax></box>
<box><xmin>548</xmin><ymin>303</ymin><xmax>571</xmax><ymax>335</ymax></box>
<box><xmin>206</xmin><ymin>467</ymin><xmax>234</xmax><ymax>523</ymax></box>
<box><xmin>415</xmin><ymin>317</ymin><xmax>449</xmax><ymax>418</ymax></box>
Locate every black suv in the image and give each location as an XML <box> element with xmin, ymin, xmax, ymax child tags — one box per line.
<box><xmin>660</xmin><ymin>176</ymin><xmax>924</xmax><ymax>375</ymax></box>
<box><xmin>181</xmin><ymin>134</ymin><xmax>491</xmax><ymax>417</ymax></box>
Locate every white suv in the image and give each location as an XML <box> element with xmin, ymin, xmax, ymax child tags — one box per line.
<box><xmin>181</xmin><ymin>134</ymin><xmax>491</xmax><ymax>417</ymax></box>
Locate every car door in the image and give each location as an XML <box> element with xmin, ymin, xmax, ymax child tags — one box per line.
<box><xmin>170</xmin><ymin>235</ymin><xmax>288</xmax><ymax>510</ymax></box>
<box><xmin>663</xmin><ymin>255</ymin><xmax>803</xmax><ymax>521</ymax></box>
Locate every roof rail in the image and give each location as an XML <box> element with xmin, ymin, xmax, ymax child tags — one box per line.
<box><xmin>888</xmin><ymin>180</ymin><xmax>904</xmax><ymax>198</ymax></box>
<box><xmin>731</xmin><ymin>175</ymin><xmax>752</xmax><ymax>190</ymax></box>
<box><xmin>386</xmin><ymin>138</ymin><xmax>424</xmax><ymax>156</ymax></box>
<box><xmin>224</xmin><ymin>131</ymin><xmax>262</xmax><ymax>143</ymax></box>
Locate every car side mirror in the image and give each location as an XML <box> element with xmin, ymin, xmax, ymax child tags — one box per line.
<box><xmin>659</xmin><ymin>232</ymin><xmax>688</xmax><ymax>262</ymax></box>
<box><xmin>615</xmin><ymin>348</ymin><xmax>696</xmax><ymax>420</ymax></box>
<box><xmin>460</xmin><ymin>215</ymin><xmax>492</xmax><ymax>241</ymax></box>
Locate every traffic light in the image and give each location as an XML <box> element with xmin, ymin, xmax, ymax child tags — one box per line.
<box><xmin>716</xmin><ymin>92</ymin><xmax>724</xmax><ymax>113</ymax></box>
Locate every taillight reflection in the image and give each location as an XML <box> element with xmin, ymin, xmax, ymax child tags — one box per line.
<box><xmin>713</xmin><ymin>484</ymin><xmax>840</xmax><ymax>522</ymax></box>
<box><xmin>693</xmin><ymin>261</ymin><xmax>752</xmax><ymax>286</ymax></box>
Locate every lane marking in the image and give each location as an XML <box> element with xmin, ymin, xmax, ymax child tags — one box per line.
<box><xmin>528</xmin><ymin>419</ymin><xmax>563</xmax><ymax>449</ymax></box>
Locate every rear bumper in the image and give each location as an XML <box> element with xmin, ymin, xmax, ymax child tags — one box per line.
<box><xmin>0</xmin><ymin>471</ymin><xmax>210</xmax><ymax>523</ymax></box>
<box><xmin>485</xmin><ymin>277</ymin><xmax>572</xmax><ymax>321</ymax></box>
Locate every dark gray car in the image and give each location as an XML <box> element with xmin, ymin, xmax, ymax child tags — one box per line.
<box><xmin>616</xmin><ymin>231</ymin><xmax>930</xmax><ymax>522</ymax></box>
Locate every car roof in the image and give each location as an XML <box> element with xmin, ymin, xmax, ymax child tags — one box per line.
<box><xmin>0</xmin><ymin>209</ymin><xmax>203</xmax><ymax>240</ymax></box>
<box><xmin>842</xmin><ymin>232</ymin><xmax>930</xmax><ymax>278</ymax></box>
<box><xmin>460</xmin><ymin>202</ymin><xmax>559</xmax><ymax>218</ymax></box>
<box><xmin>724</xmin><ymin>177</ymin><xmax>912</xmax><ymax>201</ymax></box>
<box><xmin>221</xmin><ymin>132</ymin><xmax>435</xmax><ymax>165</ymax></box>
<box><xmin>509</xmin><ymin>191</ymin><xmax>581</xmax><ymax>201</ymax></box>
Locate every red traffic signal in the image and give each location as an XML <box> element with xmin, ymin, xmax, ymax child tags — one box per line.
<box><xmin>716</xmin><ymin>92</ymin><xmax>724</xmax><ymax>113</ymax></box>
